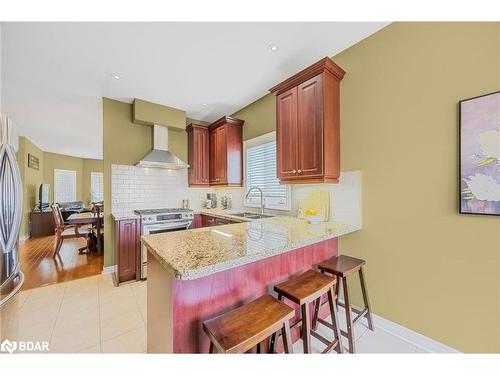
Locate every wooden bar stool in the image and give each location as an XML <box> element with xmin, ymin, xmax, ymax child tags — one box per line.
<box><xmin>313</xmin><ymin>255</ymin><xmax>374</xmax><ymax>353</ymax></box>
<box><xmin>270</xmin><ymin>270</ymin><xmax>343</xmax><ymax>354</ymax></box>
<box><xmin>203</xmin><ymin>294</ymin><xmax>295</xmax><ymax>354</ymax></box>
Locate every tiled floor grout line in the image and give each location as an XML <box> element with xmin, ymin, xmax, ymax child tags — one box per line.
<box><xmin>97</xmin><ymin>278</ymin><xmax>103</xmax><ymax>352</ymax></box>
<box><xmin>48</xmin><ymin>284</ymin><xmax>67</xmax><ymax>346</ymax></box>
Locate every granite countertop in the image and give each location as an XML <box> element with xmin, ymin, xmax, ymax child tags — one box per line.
<box><xmin>112</xmin><ymin>212</ymin><xmax>140</xmax><ymax>221</ymax></box>
<box><xmin>142</xmin><ymin>215</ymin><xmax>360</xmax><ymax>280</ymax></box>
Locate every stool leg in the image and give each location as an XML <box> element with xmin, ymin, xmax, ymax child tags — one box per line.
<box><xmin>327</xmin><ymin>287</ymin><xmax>343</xmax><ymax>354</ymax></box>
<box><xmin>209</xmin><ymin>341</ymin><xmax>215</xmax><ymax>353</ymax></box>
<box><xmin>312</xmin><ymin>296</ymin><xmax>321</xmax><ymax>331</ymax></box>
<box><xmin>301</xmin><ymin>303</ymin><xmax>311</xmax><ymax>353</ymax></box>
<box><xmin>257</xmin><ymin>342</ymin><xmax>262</xmax><ymax>354</ymax></box>
<box><xmin>342</xmin><ymin>276</ymin><xmax>355</xmax><ymax>353</ymax></box>
<box><xmin>269</xmin><ymin>294</ymin><xmax>283</xmax><ymax>353</ymax></box>
<box><xmin>282</xmin><ymin>320</ymin><xmax>293</xmax><ymax>354</ymax></box>
<box><xmin>359</xmin><ymin>267</ymin><xmax>374</xmax><ymax>331</ymax></box>
<box><xmin>335</xmin><ymin>276</ymin><xmax>341</xmax><ymax>305</ymax></box>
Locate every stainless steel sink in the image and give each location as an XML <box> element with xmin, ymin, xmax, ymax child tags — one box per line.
<box><xmin>231</xmin><ymin>212</ymin><xmax>274</xmax><ymax>219</ymax></box>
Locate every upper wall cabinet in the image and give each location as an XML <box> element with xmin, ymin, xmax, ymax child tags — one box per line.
<box><xmin>208</xmin><ymin>116</ymin><xmax>244</xmax><ymax>187</ymax></box>
<box><xmin>270</xmin><ymin>57</ymin><xmax>345</xmax><ymax>184</ymax></box>
<box><xmin>186</xmin><ymin>124</ymin><xmax>210</xmax><ymax>186</ymax></box>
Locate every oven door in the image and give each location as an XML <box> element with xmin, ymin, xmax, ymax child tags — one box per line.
<box><xmin>140</xmin><ymin>220</ymin><xmax>192</xmax><ymax>280</ymax></box>
<box><xmin>142</xmin><ymin>220</ymin><xmax>192</xmax><ymax>235</ymax></box>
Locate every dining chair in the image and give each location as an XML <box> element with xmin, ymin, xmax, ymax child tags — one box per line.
<box><xmin>51</xmin><ymin>203</ymin><xmax>94</xmax><ymax>257</ymax></box>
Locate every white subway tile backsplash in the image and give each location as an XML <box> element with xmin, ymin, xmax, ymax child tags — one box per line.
<box><xmin>111</xmin><ymin>164</ymin><xmax>361</xmax><ymax>228</ymax></box>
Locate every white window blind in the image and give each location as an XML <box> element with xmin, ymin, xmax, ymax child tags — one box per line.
<box><xmin>245</xmin><ymin>133</ymin><xmax>290</xmax><ymax>210</ymax></box>
<box><xmin>91</xmin><ymin>172</ymin><xmax>104</xmax><ymax>203</ymax></box>
<box><xmin>54</xmin><ymin>169</ymin><xmax>76</xmax><ymax>203</ymax></box>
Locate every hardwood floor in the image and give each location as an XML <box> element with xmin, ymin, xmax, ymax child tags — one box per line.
<box><xmin>18</xmin><ymin>235</ymin><xmax>104</xmax><ymax>290</ymax></box>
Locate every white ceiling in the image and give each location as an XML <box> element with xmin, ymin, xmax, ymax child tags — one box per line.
<box><xmin>1</xmin><ymin>22</ymin><xmax>388</xmax><ymax>159</ymax></box>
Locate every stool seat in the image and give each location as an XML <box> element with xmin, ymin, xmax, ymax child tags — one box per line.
<box><xmin>318</xmin><ymin>255</ymin><xmax>365</xmax><ymax>277</ymax></box>
<box><xmin>274</xmin><ymin>269</ymin><xmax>336</xmax><ymax>305</ymax></box>
<box><xmin>203</xmin><ymin>294</ymin><xmax>294</xmax><ymax>354</ymax></box>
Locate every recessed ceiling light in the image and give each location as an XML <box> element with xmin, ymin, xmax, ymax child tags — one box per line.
<box><xmin>202</xmin><ymin>103</ymin><xmax>208</xmax><ymax>107</ymax></box>
<box><xmin>270</xmin><ymin>44</ymin><xmax>279</xmax><ymax>51</ymax></box>
<box><xmin>112</xmin><ymin>74</ymin><xmax>120</xmax><ymax>80</ymax></box>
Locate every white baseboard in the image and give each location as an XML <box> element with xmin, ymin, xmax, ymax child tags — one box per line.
<box><xmin>19</xmin><ymin>234</ymin><xmax>30</xmax><ymax>242</ymax></box>
<box><xmin>101</xmin><ymin>265</ymin><xmax>117</xmax><ymax>275</ymax></box>
<box><xmin>338</xmin><ymin>306</ymin><xmax>460</xmax><ymax>353</ymax></box>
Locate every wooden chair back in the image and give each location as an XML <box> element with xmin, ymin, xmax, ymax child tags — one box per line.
<box><xmin>51</xmin><ymin>203</ymin><xmax>65</xmax><ymax>229</ymax></box>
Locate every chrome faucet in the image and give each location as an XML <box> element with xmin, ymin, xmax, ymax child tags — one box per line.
<box><xmin>245</xmin><ymin>186</ymin><xmax>265</xmax><ymax>215</ymax></box>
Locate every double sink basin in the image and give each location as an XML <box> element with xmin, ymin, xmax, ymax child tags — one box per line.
<box><xmin>230</xmin><ymin>212</ymin><xmax>274</xmax><ymax>220</ymax></box>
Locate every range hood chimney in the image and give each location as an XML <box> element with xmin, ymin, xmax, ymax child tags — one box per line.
<box><xmin>136</xmin><ymin>125</ymin><xmax>189</xmax><ymax>169</ymax></box>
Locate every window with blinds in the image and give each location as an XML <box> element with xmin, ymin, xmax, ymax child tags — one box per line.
<box><xmin>91</xmin><ymin>172</ymin><xmax>104</xmax><ymax>203</ymax></box>
<box><xmin>54</xmin><ymin>169</ymin><xmax>77</xmax><ymax>203</ymax></box>
<box><xmin>245</xmin><ymin>133</ymin><xmax>290</xmax><ymax>210</ymax></box>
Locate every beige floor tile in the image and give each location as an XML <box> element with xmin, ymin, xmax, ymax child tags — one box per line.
<box><xmin>78</xmin><ymin>343</ymin><xmax>101</xmax><ymax>353</ymax></box>
<box><xmin>53</xmin><ymin>309</ymin><xmax>100</xmax><ymax>336</ymax></box>
<box><xmin>101</xmin><ymin>327</ymin><xmax>146</xmax><ymax>353</ymax></box>
<box><xmin>8</xmin><ymin>304</ymin><xmax>60</xmax><ymax>329</ymax></box>
<box><xmin>49</xmin><ymin>325</ymin><xmax>101</xmax><ymax>353</ymax></box>
<box><xmin>99</xmin><ymin>285</ymin><xmax>135</xmax><ymax>304</ymax></box>
<box><xmin>6</xmin><ymin>318</ymin><xmax>55</xmax><ymax>342</ymax></box>
<box><xmin>100</xmin><ymin>310</ymin><xmax>144</xmax><ymax>342</ymax></box>
<box><xmin>58</xmin><ymin>293</ymin><xmax>99</xmax><ymax>316</ymax></box>
<box><xmin>99</xmin><ymin>297</ymin><xmax>138</xmax><ymax>321</ymax></box>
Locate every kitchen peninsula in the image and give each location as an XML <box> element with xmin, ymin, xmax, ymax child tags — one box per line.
<box><xmin>143</xmin><ymin>214</ymin><xmax>360</xmax><ymax>353</ymax></box>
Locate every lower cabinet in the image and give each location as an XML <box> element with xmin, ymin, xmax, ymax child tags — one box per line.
<box><xmin>115</xmin><ymin>218</ymin><xmax>140</xmax><ymax>284</ymax></box>
<box><xmin>199</xmin><ymin>214</ymin><xmax>237</xmax><ymax>227</ymax></box>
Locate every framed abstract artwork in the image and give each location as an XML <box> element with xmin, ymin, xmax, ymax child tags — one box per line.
<box><xmin>459</xmin><ymin>91</ymin><xmax>500</xmax><ymax>216</ymax></box>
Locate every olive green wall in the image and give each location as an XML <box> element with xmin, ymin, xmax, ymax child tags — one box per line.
<box><xmin>43</xmin><ymin>152</ymin><xmax>84</xmax><ymax>203</ymax></box>
<box><xmin>16</xmin><ymin>139</ymin><xmax>103</xmax><ymax>239</ymax></box>
<box><xmin>42</xmin><ymin>152</ymin><xmax>103</xmax><ymax>205</ymax></box>
<box><xmin>17</xmin><ymin>136</ymin><xmax>44</xmax><ymax>239</ymax></box>
<box><xmin>232</xmin><ymin>94</ymin><xmax>275</xmax><ymax>141</ymax></box>
<box><xmin>82</xmin><ymin>159</ymin><xmax>104</xmax><ymax>205</ymax></box>
<box><xmin>103</xmin><ymin>98</ymin><xmax>194</xmax><ymax>267</ymax></box>
<box><xmin>230</xmin><ymin>22</ymin><xmax>500</xmax><ymax>352</ymax></box>
<box><xmin>334</xmin><ymin>22</ymin><xmax>500</xmax><ymax>353</ymax></box>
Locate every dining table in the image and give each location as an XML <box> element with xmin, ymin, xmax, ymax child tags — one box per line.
<box><xmin>66</xmin><ymin>212</ymin><xmax>104</xmax><ymax>254</ymax></box>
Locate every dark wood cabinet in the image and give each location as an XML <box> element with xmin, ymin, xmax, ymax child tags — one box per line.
<box><xmin>187</xmin><ymin>116</ymin><xmax>244</xmax><ymax>187</ymax></box>
<box><xmin>186</xmin><ymin>124</ymin><xmax>209</xmax><ymax>186</ymax></box>
<box><xmin>208</xmin><ymin>116</ymin><xmax>244</xmax><ymax>187</ymax></box>
<box><xmin>199</xmin><ymin>214</ymin><xmax>237</xmax><ymax>227</ymax></box>
<box><xmin>201</xmin><ymin>214</ymin><xmax>217</xmax><ymax>227</ymax></box>
<box><xmin>270</xmin><ymin>57</ymin><xmax>345</xmax><ymax>184</ymax></box>
<box><xmin>30</xmin><ymin>210</ymin><xmax>56</xmax><ymax>237</ymax></box>
<box><xmin>115</xmin><ymin>218</ymin><xmax>140</xmax><ymax>284</ymax></box>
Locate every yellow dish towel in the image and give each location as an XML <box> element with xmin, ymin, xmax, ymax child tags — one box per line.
<box><xmin>298</xmin><ymin>190</ymin><xmax>330</xmax><ymax>222</ymax></box>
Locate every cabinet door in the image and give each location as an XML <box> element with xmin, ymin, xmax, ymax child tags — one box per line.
<box><xmin>276</xmin><ymin>87</ymin><xmax>299</xmax><ymax>180</ymax></box>
<box><xmin>209</xmin><ymin>130</ymin><xmax>217</xmax><ymax>183</ymax></box>
<box><xmin>188</xmin><ymin>128</ymin><xmax>209</xmax><ymax>186</ymax></box>
<box><xmin>195</xmin><ymin>129</ymin><xmax>209</xmax><ymax>184</ymax></box>
<box><xmin>297</xmin><ymin>74</ymin><xmax>323</xmax><ymax>178</ymax></box>
<box><xmin>117</xmin><ymin>219</ymin><xmax>139</xmax><ymax>283</ymax></box>
<box><xmin>201</xmin><ymin>214</ymin><xmax>217</xmax><ymax>227</ymax></box>
<box><xmin>216</xmin><ymin>126</ymin><xmax>227</xmax><ymax>184</ymax></box>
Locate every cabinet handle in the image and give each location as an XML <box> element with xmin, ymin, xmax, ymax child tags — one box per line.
<box><xmin>292</xmin><ymin>170</ymin><xmax>297</xmax><ymax>174</ymax></box>
<box><xmin>297</xmin><ymin>169</ymin><xmax>302</xmax><ymax>174</ymax></box>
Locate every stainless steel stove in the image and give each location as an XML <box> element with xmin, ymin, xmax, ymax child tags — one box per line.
<box><xmin>135</xmin><ymin>208</ymin><xmax>194</xmax><ymax>279</ymax></box>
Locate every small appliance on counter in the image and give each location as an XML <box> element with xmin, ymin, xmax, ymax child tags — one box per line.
<box><xmin>220</xmin><ymin>195</ymin><xmax>232</xmax><ymax>210</ymax></box>
<box><xmin>205</xmin><ymin>193</ymin><xmax>217</xmax><ymax>209</ymax></box>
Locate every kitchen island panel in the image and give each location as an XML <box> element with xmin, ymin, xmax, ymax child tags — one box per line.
<box><xmin>147</xmin><ymin>237</ymin><xmax>338</xmax><ymax>353</ymax></box>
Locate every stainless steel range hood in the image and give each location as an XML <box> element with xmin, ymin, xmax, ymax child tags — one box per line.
<box><xmin>136</xmin><ymin>125</ymin><xmax>189</xmax><ymax>169</ymax></box>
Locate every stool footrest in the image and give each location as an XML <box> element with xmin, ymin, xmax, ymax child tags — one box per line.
<box><xmin>310</xmin><ymin>330</ymin><xmax>341</xmax><ymax>354</ymax></box>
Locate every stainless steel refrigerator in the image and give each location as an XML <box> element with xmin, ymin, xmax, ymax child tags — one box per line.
<box><xmin>0</xmin><ymin>113</ymin><xmax>24</xmax><ymax>308</ymax></box>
